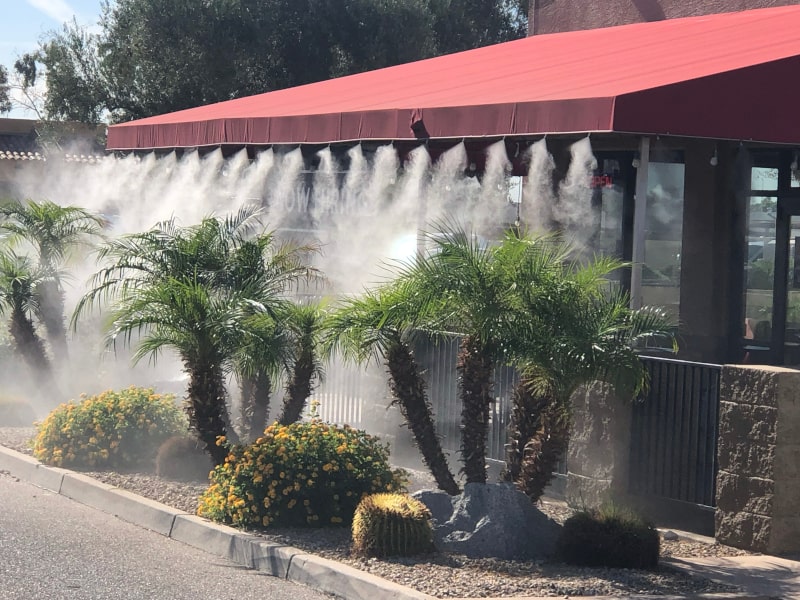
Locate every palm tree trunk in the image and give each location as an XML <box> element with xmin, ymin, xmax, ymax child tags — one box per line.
<box><xmin>457</xmin><ymin>335</ymin><xmax>493</xmax><ymax>484</ymax></box>
<box><xmin>503</xmin><ymin>381</ymin><xmax>546</xmax><ymax>484</ymax></box>
<box><xmin>250</xmin><ymin>371</ymin><xmax>271</xmax><ymax>437</ymax></box>
<box><xmin>279</xmin><ymin>344</ymin><xmax>314</xmax><ymax>425</ymax></box>
<box><xmin>504</xmin><ymin>379</ymin><xmax>570</xmax><ymax>503</ymax></box>
<box><xmin>9</xmin><ymin>307</ymin><xmax>59</xmax><ymax>396</ymax></box>
<box><xmin>38</xmin><ymin>280</ymin><xmax>69</xmax><ymax>364</ymax></box>
<box><xmin>240</xmin><ymin>373</ymin><xmax>271</xmax><ymax>441</ymax></box>
<box><xmin>186</xmin><ymin>361</ymin><xmax>230</xmax><ymax>465</ymax></box>
<box><xmin>239</xmin><ymin>377</ymin><xmax>255</xmax><ymax>440</ymax></box>
<box><xmin>386</xmin><ymin>340</ymin><xmax>460</xmax><ymax>496</ymax></box>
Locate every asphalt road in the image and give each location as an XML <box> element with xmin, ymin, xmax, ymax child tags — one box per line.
<box><xmin>0</xmin><ymin>472</ymin><xmax>331</xmax><ymax>600</ymax></box>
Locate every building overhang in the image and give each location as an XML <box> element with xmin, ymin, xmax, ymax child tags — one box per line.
<box><xmin>107</xmin><ymin>5</ymin><xmax>800</xmax><ymax>151</ymax></box>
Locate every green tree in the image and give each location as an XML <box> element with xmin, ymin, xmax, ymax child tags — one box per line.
<box><xmin>402</xmin><ymin>226</ymin><xmax>514</xmax><ymax>485</ymax></box>
<box><xmin>75</xmin><ymin>209</ymin><xmax>318</xmax><ymax>462</ymax></box>
<box><xmin>326</xmin><ymin>281</ymin><xmax>460</xmax><ymax>495</ymax></box>
<box><xmin>323</xmin><ymin>0</ymin><xmax>437</xmax><ymax>77</ymax></box>
<box><xmin>14</xmin><ymin>19</ymin><xmax>106</xmax><ymax>124</ymax></box>
<box><xmin>0</xmin><ymin>249</ymin><xmax>58</xmax><ymax>395</ymax></box>
<box><xmin>211</xmin><ymin>223</ymin><xmax>320</xmax><ymax>439</ymax></box>
<box><xmin>22</xmin><ymin>0</ymin><xmax>526</xmax><ymax>124</ymax></box>
<box><xmin>278</xmin><ymin>302</ymin><xmax>326</xmax><ymax>426</ymax></box>
<box><xmin>497</xmin><ymin>233</ymin><xmax>676</xmax><ymax>501</ymax></box>
<box><xmin>430</xmin><ymin>0</ymin><xmax>528</xmax><ymax>54</ymax></box>
<box><xmin>106</xmin><ymin>277</ymin><xmax>256</xmax><ymax>464</ymax></box>
<box><xmin>0</xmin><ymin>65</ymin><xmax>11</xmax><ymax>114</ymax></box>
<box><xmin>0</xmin><ymin>201</ymin><xmax>103</xmax><ymax>365</ymax></box>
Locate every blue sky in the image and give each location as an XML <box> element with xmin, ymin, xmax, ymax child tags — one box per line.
<box><xmin>2</xmin><ymin>0</ymin><xmax>103</xmax><ymax>116</ymax></box>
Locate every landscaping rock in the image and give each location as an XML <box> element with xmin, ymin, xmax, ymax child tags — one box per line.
<box><xmin>412</xmin><ymin>482</ymin><xmax>561</xmax><ymax>560</ymax></box>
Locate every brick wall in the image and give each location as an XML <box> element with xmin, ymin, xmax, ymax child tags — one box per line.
<box><xmin>529</xmin><ymin>0</ymin><xmax>800</xmax><ymax>35</ymax></box>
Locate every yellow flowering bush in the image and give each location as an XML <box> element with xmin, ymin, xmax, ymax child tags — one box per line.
<box><xmin>198</xmin><ymin>420</ymin><xmax>406</xmax><ymax>528</ymax></box>
<box><xmin>33</xmin><ymin>386</ymin><xmax>186</xmax><ymax>469</ymax></box>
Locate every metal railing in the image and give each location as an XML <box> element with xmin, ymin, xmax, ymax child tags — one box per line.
<box><xmin>313</xmin><ymin>342</ymin><xmax>722</xmax><ymax>508</ymax></box>
<box><xmin>412</xmin><ymin>334</ymin><xmax>517</xmax><ymax>462</ymax></box>
<box><xmin>628</xmin><ymin>356</ymin><xmax>722</xmax><ymax>507</ymax></box>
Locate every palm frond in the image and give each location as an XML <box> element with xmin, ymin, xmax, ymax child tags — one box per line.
<box><xmin>0</xmin><ymin>200</ymin><xmax>104</xmax><ymax>270</ymax></box>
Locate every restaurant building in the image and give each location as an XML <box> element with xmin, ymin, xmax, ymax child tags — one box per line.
<box><xmin>106</xmin><ymin>5</ymin><xmax>800</xmax><ymax>367</ymax></box>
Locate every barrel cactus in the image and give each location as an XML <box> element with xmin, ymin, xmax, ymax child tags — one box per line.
<box><xmin>352</xmin><ymin>493</ymin><xmax>435</xmax><ymax>558</ymax></box>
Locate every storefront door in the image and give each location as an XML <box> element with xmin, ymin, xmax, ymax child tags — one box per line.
<box><xmin>771</xmin><ymin>203</ymin><xmax>800</xmax><ymax>366</ymax></box>
<box><xmin>743</xmin><ymin>151</ymin><xmax>800</xmax><ymax>365</ymax></box>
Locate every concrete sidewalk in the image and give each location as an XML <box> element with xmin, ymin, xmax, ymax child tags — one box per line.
<box><xmin>664</xmin><ymin>555</ymin><xmax>799</xmax><ymax>599</ymax></box>
<box><xmin>0</xmin><ymin>443</ymin><xmax>793</xmax><ymax>600</ymax></box>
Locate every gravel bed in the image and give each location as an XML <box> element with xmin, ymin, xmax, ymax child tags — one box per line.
<box><xmin>1</xmin><ymin>427</ymin><xmax>749</xmax><ymax>598</ymax></box>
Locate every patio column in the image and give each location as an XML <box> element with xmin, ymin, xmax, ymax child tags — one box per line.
<box><xmin>566</xmin><ymin>383</ymin><xmax>632</xmax><ymax>507</ymax></box>
<box><xmin>716</xmin><ymin>364</ymin><xmax>800</xmax><ymax>553</ymax></box>
<box><xmin>630</xmin><ymin>136</ymin><xmax>650</xmax><ymax>310</ymax></box>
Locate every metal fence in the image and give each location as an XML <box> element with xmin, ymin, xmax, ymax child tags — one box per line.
<box><xmin>628</xmin><ymin>356</ymin><xmax>722</xmax><ymax>507</ymax></box>
<box><xmin>412</xmin><ymin>334</ymin><xmax>518</xmax><ymax>462</ymax></box>
<box><xmin>313</xmin><ymin>341</ymin><xmax>722</xmax><ymax>509</ymax></box>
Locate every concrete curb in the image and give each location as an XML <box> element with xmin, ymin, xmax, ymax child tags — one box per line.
<box><xmin>250</xmin><ymin>540</ymin><xmax>305</xmax><ymax>579</ymax></box>
<box><xmin>170</xmin><ymin>514</ymin><xmax>263</xmax><ymax>569</ymax></box>
<box><xmin>0</xmin><ymin>445</ymin><xmax>436</xmax><ymax>600</ymax></box>
<box><xmin>449</xmin><ymin>596</ymin><xmax>769</xmax><ymax>600</ymax></box>
<box><xmin>0</xmin><ymin>445</ymin><xmax>68</xmax><ymax>492</ymax></box>
<box><xmin>59</xmin><ymin>472</ymin><xmax>187</xmax><ymax>536</ymax></box>
<box><xmin>287</xmin><ymin>553</ymin><xmax>435</xmax><ymax>600</ymax></box>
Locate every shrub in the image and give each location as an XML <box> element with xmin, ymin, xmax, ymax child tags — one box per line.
<box><xmin>556</xmin><ymin>504</ymin><xmax>660</xmax><ymax>569</ymax></box>
<box><xmin>352</xmin><ymin>493</ymin><xmax>434</xmax><ymax>558</ymax></box>
<box><xmin>33</xmin><ymin>386</ymin><xmax>186</xmax><ymax>470</ymax></box>
<box><xmin>0</xmin><ymin>394</ymin><xmax>36</xmax><ymax>427</ymax></box>
<box><xmin>197</xmin><ymin>420</ymin><xmax>406</xmax><ymax>528</ymax></box>
<box><xmin>155</xmin><ymin>435</ymin><xmax>213</xmax><ymax>482</ymax></box>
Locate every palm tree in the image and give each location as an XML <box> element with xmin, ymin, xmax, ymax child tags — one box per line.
<box><xmin>497</xmin><ymin>232</ymin><xmax>676</xmax><ymax>501</ymax></box>
<box><xmin>326</xmin><ymin>282</ymin><xmax>460</xmax><ymax>495</ymax></box>
<box><xmin>0</xmin><ymin>201</ymin><xmax>103</xmax><ymax>364</ymax></box>
<box><xmin>400</xmin><ymin>226</ymin><xmax>514</xmax><ymax>485</ymax></box>
<box><xmin>221</xmin><ymin>231</ymin><xmax>320</xmax><ymax>439</ymax></box>
<box><xmin>75</xmin><ymin>208</ymin><xmax>319</xmax><ymax>461</ymax></box>
<box><xmin>234</xmin><ymin>312</ymin><xmax>287</xmax><ymax>441</ymax></box>
<box><xmin>0</xmin><ymin>249</ymin><xmax>58</xmax><ymax>395</ymax></box>
<box><xmin>107</xmin><ymin>277</ymin><xmax>258</xmax><ymax>464</ymax></box>
<box><xmin>278</xmin><ymin>302</ymin><xmax>326</xmax><ymax>426</ymax></box>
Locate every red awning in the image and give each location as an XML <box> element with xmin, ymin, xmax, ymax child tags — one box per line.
<box><xmin>107</xmin><ymin>5</ymin><xmax>800</xmax><ymax>150</ymax></box>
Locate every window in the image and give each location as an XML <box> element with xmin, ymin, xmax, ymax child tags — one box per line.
<box><xmin>641</xmin><ymin>161</ymin><xmax>684</xmax><ymax>318</ymax></box>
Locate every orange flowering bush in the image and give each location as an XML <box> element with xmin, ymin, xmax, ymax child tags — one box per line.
<box><xmin>197</xmin><ymin>420</ymin><xmax>406</xmax><ymax>528</ymax></box>
<box><xmin>33</xmin><ymin>386</ymin><xmax>186</xmax><ymax>469</ymax></box>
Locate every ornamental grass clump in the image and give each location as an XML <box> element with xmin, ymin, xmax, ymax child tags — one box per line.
<box><xmin>33</xmin><ymin>386</ymin><xmax>186</xmax><ymax>470</ymax></box>
<box><xmin>155</xmin><ymin>435</ymin><xmax>213</xmax><ymax>482</ymax></box>
<box><xmin>197</xmin><ymin>420</ymin><xmax>406</xmax><ymax>528</ymax></box>
<box><xmin>556</xmin><ymin>504</ymin><xmax>660</xmax><ymax>569</ymax></box>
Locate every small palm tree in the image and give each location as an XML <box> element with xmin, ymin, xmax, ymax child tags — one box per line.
<box><xmin>234</xmin><ymin>313</ymin><xmax>287</xmax><ymax>441</ymax></box>
<box><xmin>107</xmin><ymin>277</ymin><xmax>258</xmax><ymax>465</ymax></box>
<box><xmin>498</xmin><ymin>232</ymin><xmax>676</xmax><ymax>501</ymax></box>
<box><xmin>0</xmin><ymin>200</ymin><xmax>103</xmax><ymax>364</ymax></box>
<box><xmin>326</xmin><ymin>282</ymin><xmax>460</xmax><ymax>495</ymax></box>
<box><xmin>221</xmin><ymin>231</ymin><xmax>320</xmax><ymax>438</ymax></box>
<box><xmin>0</xmin><ymin>249</ymin><xmax>58</xmax><ymax>395</ymax></box>
<box><xmin>75</xmin><ymin>208</ymin><xmax>319</xmax><ymax>462</ymax></box>
<box><xmin>400</xmin><ymin>225</ymin><xmax>514</xmax><ymax>484</ymax></box>
<box><xmin>278</xmin><ymin>302</ymin><xmax>326</xmax><ymax>426</ymax></box>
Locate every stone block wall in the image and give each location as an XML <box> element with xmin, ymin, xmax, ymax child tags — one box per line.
<box><xmin>715</xmin><ymin>365</ymin><xmax>800</xmax><ymax>554</ymax></box>
<box><xmin>565</xmin><ymin>383</ymin><xmax>632</xmax><ymax>508</ymax></box>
